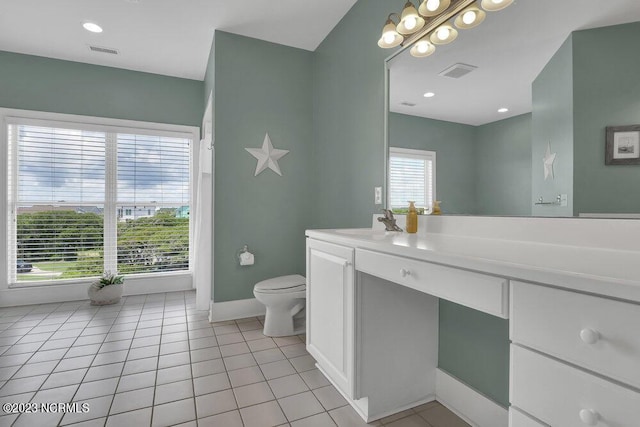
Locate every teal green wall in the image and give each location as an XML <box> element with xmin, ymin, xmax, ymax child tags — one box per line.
<box><xmin>476</xmin><ymin>114</ymin><xmax>532</xmax><ymax>216</ymax></box>
<box><xmin>310</xmin><ymin>0</ymin><xmax>509</xmax><ymax>408</ymax></box>
<box><xmin>439</xmin><ymin>301</ymin><xmax>510</xmax><ymax>407</ymax></box>
<box><xmin>389</xmin><ymin>113</ymin><xmax>477</xmax><ymax>214</ymax></box>
<box><xmin>531</xmin><ymin>37</ymin><xmax>574</xmax><ymax>217</ymax></box>
<box><xmin>311</xmin><ymin>0</ymin><xmax>406</xmax><ymax>229</ymax></box>
<box><xmin>211</xmin><ymin>32</ymin><xmax>313</xmax><ymax>302</ymax></box>
<box><xmin>389</xmin><ymin>112</ymin><xmax>533</xmax><ymax>216</ymax></box>
<box><xmin>572</xmin><ymin>22</ymin><xmax>640</xmax><ymax>215</ymax></box>
<box><xmin>0</xmin><ymin>51</ymin><xmax>203</xmax><ymax>126</ymax></box>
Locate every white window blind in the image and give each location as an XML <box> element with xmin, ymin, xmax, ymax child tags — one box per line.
<box><xmin>7</xmin><ymin>120</ymin><xmax>192</xmax><ymax>284</ymax></box>
<box><xmin>388</xmin><ymin>147</ymin><xmax>436</xmax><ymax>211</ymax></box>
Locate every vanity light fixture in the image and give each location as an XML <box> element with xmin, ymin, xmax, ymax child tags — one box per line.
<box><xmin>397</xmin><ymin>1</ymin><xmax>426</xmax><ymax>35</ymax></box>
<box><xmin>419</xmin><ymin>0</ymin><xmax>451</xmax><ymax>17</ymax></box>
<box><xmin>423</xmin><ymin>92</ymin><xmax>436</xmax><ymax>97</ymax></box>
<box><xmin>454</xmin><ymin>5</ymin><xmax>486</xmax><ymax>29</ymax></box>
<box><xmin>498</xmin><ymin>107</ymin><xmax>509</xmax><ymax>113</ymax></box>
<box><xmin>480</xmin><ymin>0</ymin><xmax>513</xmax><ymax>12</ymax></box>
<box><xmin>379</xmin><ymin>0</ymin><xmax>513</xmax><ymax>59</ymax></box>
<box><xmin>410</xmin><ymin>39</ymin><xmax>436</xmax><ymax>57</ymax></box>
<box><xmin>430</xmin><ymin>24</ymin><xmax>458</xmax><ymax>44</ymax></box>
<box><xmin>378</xmin><ymin>14</ymin><xmax>404</xmax><ymax>48</ymax></box>
<box><xmin>82</xmin><ymin>22</ymin><xmax>103</xmax><ymax>33</ymax></box>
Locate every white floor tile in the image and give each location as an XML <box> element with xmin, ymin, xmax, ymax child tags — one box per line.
<box><xmin>278</xmin><ymin>391</ymin><xmax>325</xmax><ymax>422</ymax></box>
<box><xmin>269</xmin><ymin>374</ymin><xmax>309</xmax><ymax>398</ymax></box>
<box><xmin>74</xmin><ymin>377</ymin><xmax>119</xmax><ymax>400</ymax></box>
<box><xmin>222</xmin><ymin>353</ymin><xmax>257</xmax><ymax>371</ymax></box>
<box><xmin>116</xmin><ymin>370</ymin><xmax>156</xmax><ymax>393</ymax></box>
<box><xmin>151</xmin><ymin>397</ymin><xmax>196</xmax><ymax>427</ymax></box>
<box><xmin>154</xmin><ymin>378</ymin><xmax>193</xmax><ymax>405</ymax></box>
<box><xmin>109</xmin><ymin>386</ymin><xmax>155</xmax><ymax>415</ymax></box>
<box><xmin>156</xmin><ymin>364</ymin><xmax>191</xmax><ymax>385</ymax></box>
<box><xmin>193</xmin><ymin>372</ymin><xmax>230</xmax><ymax>396</ymax></box>
<box><xmin>260</xmin><ymin>359</ymin><xmax>296</xmax><ymax>380</ymax></box>
<box><xmin>197</xmin><ymin>409</ymin><xmax>243</xmax><ymax>427</ymax></box>
<box><xmin>191</xmin><ymin>358</ymin><xmax>225</xmax><ymax>378</ymax></box>
<box><xmin>313</xmin><ymin>385</ymin><xmax>348</xmax><ymax>411</ymax></box>
<box><xmin>233</xmin><ymin>381</ymin><xmax>275</xmax><ymax>408</ymax></box>
<box><xmin>105</xmin><ymin>406</ymin><xmax>152</xmax><ymax>427</ymax></box>
<box><xmin>195</xmin><ymin>389</ymin><xmax>238</xmax><ymax>418</ymax></box>
<box><xmin>228</xmin><ymin>365</ymin><xmax>265</xmax><ymax>387</ymax></box>
<box><xmin>291</xmin><ymin>412</ymin><xmax>337</xmax><ymax>427</ymax></box>
<box><xmin>122</xmin><ymin>356</ymin><xmax>158</xmax><ymax>376</ymax></box>
<box><xmin>239</xmin><ymin>400</ymin><xmax>287</xmax><ymax>427</ymax></box>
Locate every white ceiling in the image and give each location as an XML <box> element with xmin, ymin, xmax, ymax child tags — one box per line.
<box><xmin>389</xmin><ymin>0</ymin><xmax>640</xmax><ymax>126</ymax></box>
<box><xmin>0</xmin><ymin>0</ymin><xmax>357</xmax><ymax>81</ymax></box>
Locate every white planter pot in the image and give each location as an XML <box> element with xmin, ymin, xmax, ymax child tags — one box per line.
<box><xmin>88</xmin><ymin>282</ymin><xmax>123</xmax><ymax>306</ymax></box>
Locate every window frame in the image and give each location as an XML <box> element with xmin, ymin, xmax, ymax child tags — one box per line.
<box><xmin>388</xmin><ymin>147</ymin><xmax>437</xmax><ymax>212</ymax></box>
<box><xmin>1</xmin><ymin>108</ymin><xmax>199</xmax><ymax>289</ymax></box>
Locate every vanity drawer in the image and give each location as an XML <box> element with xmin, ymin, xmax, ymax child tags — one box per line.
<box><xmin>511</xmin><ymin>281</ymin><xmax>640</xmax><ymax>389</ymax></box>
<box><xmin>510</xmin><ymin>345</ymin><xmax>640</xmax><ymax>427</ymax></box>
<box><xmin>509</xmin><ymin>408</ymin><xmax>546</xmax><ymax>427</ymax></box>
<box><xmin>356</xmin><ymin>249</ymin><xmax>508</xmax><ymax>318</ymax></box>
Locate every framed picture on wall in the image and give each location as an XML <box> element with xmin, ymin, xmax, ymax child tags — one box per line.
<box><xmin>605</xmin><ymin>125</ymin><xmax>640</xmax><ymax>165</ymax></box>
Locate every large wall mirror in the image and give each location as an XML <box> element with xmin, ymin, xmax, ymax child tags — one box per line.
<box><xmin>385</xmin><ymin>0</ymin><xmax>640</xmax><ymax>217</ymax></box>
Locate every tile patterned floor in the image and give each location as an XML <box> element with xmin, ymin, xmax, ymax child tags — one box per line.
<box><xmin>0</xmin><ymin>291</ymin><xmax>469</xmax><ymax>427</ymax></box>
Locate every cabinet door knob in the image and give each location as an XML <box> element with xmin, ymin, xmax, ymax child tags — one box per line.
<box><xmin>400</xmin><ymin>268</ymin><xmax>411</xmax><ymax>278</ymax></box>
<box><xmin>580</xmin><ymin>328</ymin><xmax>600</xmax><ymax>345</ymax></box>
<box><xmin>579</xmin><ymin>408</ymin><xmax>599</xmax><ymax>425</ymax></box>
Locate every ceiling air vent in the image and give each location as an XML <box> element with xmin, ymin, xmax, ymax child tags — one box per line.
<box><xmin>438</xmin><ymin>63</ymin><xmax>477</xmax><ymax>79</ymax></box>
<box><xmin>400</xmin><ymin>102</ymin><xmax>416</xmax><ymax>107</ymax></box>
<box><xmin>89</xmin><ymin>45</ymin><xmax>119</xmax><ymax>55</ymax></box>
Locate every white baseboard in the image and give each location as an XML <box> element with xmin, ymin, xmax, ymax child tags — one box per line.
<box><xmin>209</xmin><ymin>298</ymin><xmax>265</xmax><ymax>322</ymax></box>
<box><xmin>435</xmin><ymin>369</ymin><xmax>508</xmax><ymax>427</ymax></box>
<box><xmin>0</xmin><ymin>274</ymin><xmax>192</xmax><ymax>307</ymax></box>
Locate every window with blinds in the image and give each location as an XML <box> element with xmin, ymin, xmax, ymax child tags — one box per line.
<box><xmin>388</xmin><ymin>147</ymin><xmax>436</xmax><ymax>212</ymax></box>
<box><xmin>7</xmin><ymin>120</ymin><xmax>192</xmax><ymax>284</ymax></box>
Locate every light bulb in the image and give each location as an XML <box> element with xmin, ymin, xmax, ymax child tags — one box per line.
<box><xmin>417</xmin><ymin>41</ymin><xmax>430</xmax><ymax>53</ymax></box>
<box><xmin>426</xmin><ymin>0</ymin><xmax>440</xmax><ymax>11</ymax></box>
<box><xmin>437</xmin><ymin>27</ymin><xmax>450</xmax><ymax>40</ymax></box>
<box><xmin>404</xmin><ymin>16</ymin><xmax>417</xmax><ymax>30</ymax></box>
<box><xmin>462</xmin><ymin>10</ymin><xmax>476</xmax><ymax>25</ymax></box>
<box><xmin>498</xmin><ymin>107</ymin><xmax>509</xmax><ymax>113</ymax></box>
<box><xmin>424</xmin><ymin>92</ymin><xmax>435</xmax><ymax>98</ymax></box>
<box><xmin>494</xmin><ymin>0</ymin><xmax>504</xmax><ymax>3</ymax></box>
<box><xmin>383</xmin><ymin>32</ymin><xmax>396</xmax><ymax>44</ymax></box>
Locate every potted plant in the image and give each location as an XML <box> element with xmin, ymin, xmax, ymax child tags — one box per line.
<box><xmin>88</xmin><ymin>271</ymin><xmax>124</xmax><ymax>305</ymax></box>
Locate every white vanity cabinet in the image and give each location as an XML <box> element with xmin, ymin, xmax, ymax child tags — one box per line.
<box><xmin>305</xmin><ymin>238</ymin><xmax>355</xmax><ymax>397</ymax></box>
<box><xmin>306</xmin><ymin>217</ymin><xmax>640</xmax><ymax>427</ymax></box>
<box><xmin>510</xmin><ymin>281</ymin><xmax>640</xmax><ymax>427</ymax></box>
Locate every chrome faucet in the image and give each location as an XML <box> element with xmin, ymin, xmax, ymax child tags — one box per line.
<box><xmin>377</xmin><ymin>209</ymin><xmax>403</xmax><ymax>232</ymax></box>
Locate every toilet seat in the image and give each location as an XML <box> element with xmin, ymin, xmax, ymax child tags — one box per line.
<box><xmin>254</xmin><ymin>274</ymin><xmax>306</xmax><ymax>294</ymax></box>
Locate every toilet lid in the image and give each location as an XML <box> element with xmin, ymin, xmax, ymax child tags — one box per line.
<box><xmin>254</xmin><ymin>274</ymin><xmax>306</xmax><ymax>293</ymax></box>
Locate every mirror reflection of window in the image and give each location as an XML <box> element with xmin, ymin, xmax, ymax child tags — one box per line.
<box><xmin>389</xmin><ymin>147</ymin><xmax>436</xmax><ymax>213</ymax></box>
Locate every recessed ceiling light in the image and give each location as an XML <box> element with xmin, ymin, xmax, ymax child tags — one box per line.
<box><xmin>423</xmin><ymin>92</ymin><xmax>435</xmax><ymax>98</ymax></box>
<box><xmin>83</xmin><ymin>22</ymin><xmax>103</xmax><ymax>33</ymax></box>
<box><xmin>498</xmin><ymin>107</ymin><xmax>509</xmax><ymax>113</ymax></box>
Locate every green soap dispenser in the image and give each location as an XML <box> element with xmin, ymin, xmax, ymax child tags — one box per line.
<box><xmin>406</xmin><ymin>201</ymin><xmax>418</xmax><ymax>233</ymax></box>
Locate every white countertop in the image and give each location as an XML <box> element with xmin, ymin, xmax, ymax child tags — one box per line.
<box><xmin>306</xmin><ymin>228</ymin><xmax>640</xmax><ymax>303</ymax></box>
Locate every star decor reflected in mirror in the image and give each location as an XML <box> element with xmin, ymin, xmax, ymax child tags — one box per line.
<box><xmin>245</xmin><ymin>133</ymin><xmax>290</xmax><ymax>176</ymax></box>
<box><xmin>543</xmin><ymin>142</ymin><xmax>556</xmax><ymax>181</ymax></box>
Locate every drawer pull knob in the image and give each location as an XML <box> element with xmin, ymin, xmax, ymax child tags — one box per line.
<box><xmin>400</xmin><ymin>268</ymin><xmax>411</xmax><ymax>278</ymax></box>
<box><xmin>580</xmin><ymin>328</ymin><xmax>600</xmax><ymax>345</ymax></box>
<box><xmin>579</xmin><ymin>408</ymin><xmax>599</xmax><ymax>425</ymax></box>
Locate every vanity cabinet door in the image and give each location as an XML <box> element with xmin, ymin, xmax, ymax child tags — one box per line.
<box><xmin>306</xmin><ymin>238</ymin><xmax>355</xmax><ymax>398</ymax></box>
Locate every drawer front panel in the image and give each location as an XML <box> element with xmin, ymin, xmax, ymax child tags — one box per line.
<box><xmin>509</xmin><ymin>408</ymin><xmax>546</xmax><ymax>427</ymax></box>
<box><xmin>510</xmin><ymin>345</ymin><xmax>640</xmax><ymax>427</ymax></box>
<box><xmin>356</xmin><ymin>249</ymin><xmax>508</xmax><ymax>318</ymax></box>
<box><xmin>511</xmin><ymin>281</ymin><xmax>640</xmax><ymax>389</ymax></box>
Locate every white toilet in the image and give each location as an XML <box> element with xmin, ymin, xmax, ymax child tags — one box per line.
<box><xmin>253</xmin><ymin>274</ymin><xmax>306</xmax><ymax>337</ymax></box>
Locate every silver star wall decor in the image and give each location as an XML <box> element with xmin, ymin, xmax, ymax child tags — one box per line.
<box><xmin>543</xmin><ymin>142</ymin><xmax>556</xmax><ymax>180</ymax></box>
<box><xmin>245</xmin><ymin>133</ymin><xmax>290</xmax><ymax>176</ymax></box>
